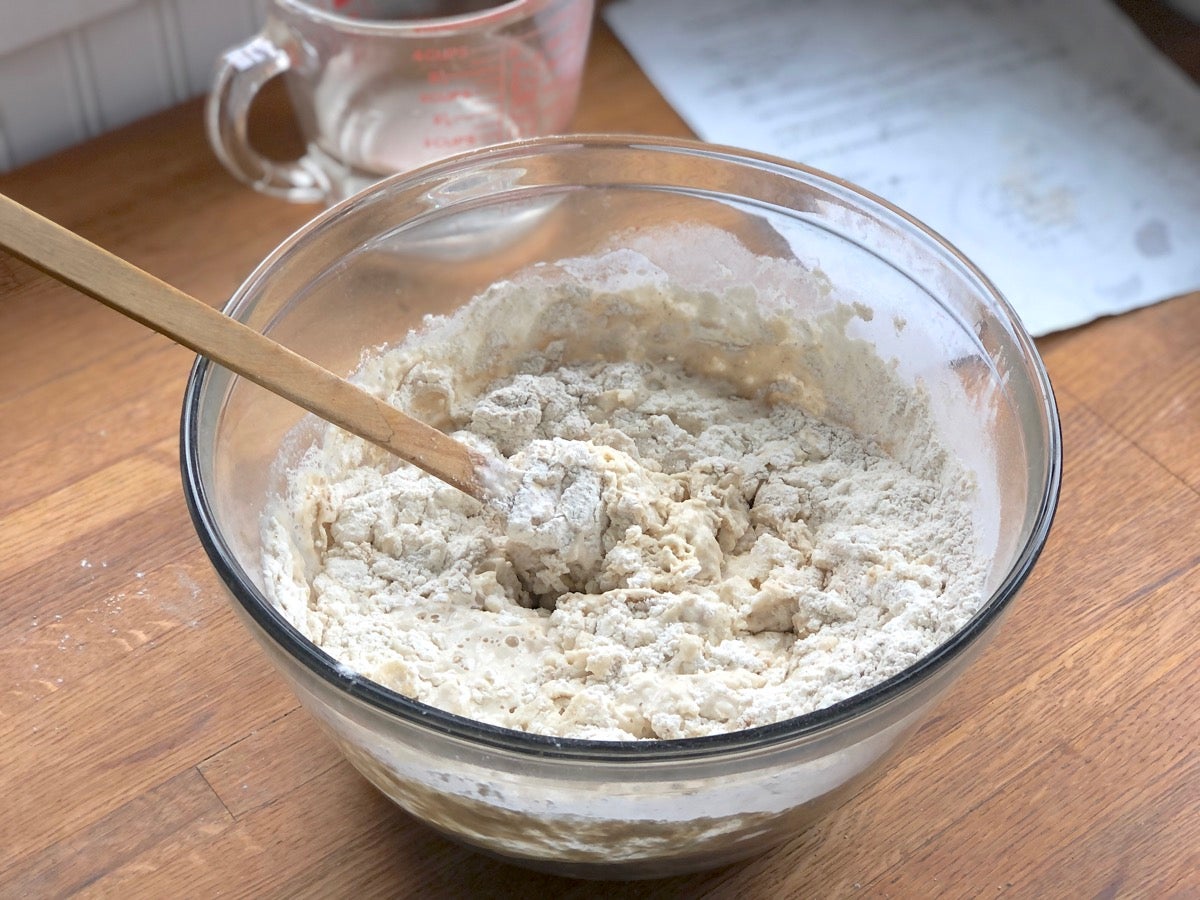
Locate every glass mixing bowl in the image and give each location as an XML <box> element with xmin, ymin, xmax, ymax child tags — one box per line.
<box><xmin>181</xmin><ymin>136</ymin><xmax>1061</xmax><ymax>879</ymax></box>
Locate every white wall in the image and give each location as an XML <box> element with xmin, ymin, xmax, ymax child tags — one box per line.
<box><xmin>0</xmin><ymin>0</ymin><xmax>268</xmax><ymax>172</ymax></box>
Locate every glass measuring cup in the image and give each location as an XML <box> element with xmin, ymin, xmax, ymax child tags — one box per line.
<box><xmin>207</xmin><ymin>0</ymin><xmax>594</xmax><ymax>204</ymax></box>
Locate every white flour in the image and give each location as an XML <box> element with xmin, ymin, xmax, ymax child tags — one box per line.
<box><xmin>262</xmin><ymin>234</ymin><xmax>986</xmax><ymax>741</ymax></box>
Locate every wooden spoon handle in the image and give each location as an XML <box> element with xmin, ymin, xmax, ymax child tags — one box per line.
<box><xmin>0</xmin><ymin>192</ymin><xmax>487</xmax><ymax>501</ymax></box>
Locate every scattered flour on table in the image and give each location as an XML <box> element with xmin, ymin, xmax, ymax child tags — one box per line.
<box><xmin>261</xmin><ymin>236</ymin><xmax>987</xmax><ymax>741</ymax></box>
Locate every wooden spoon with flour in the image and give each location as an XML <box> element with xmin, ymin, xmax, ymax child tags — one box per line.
<box><xmin>0</xmin><ymin>192</ymin><xmax>512</xmax><ymax>506</ymax></box>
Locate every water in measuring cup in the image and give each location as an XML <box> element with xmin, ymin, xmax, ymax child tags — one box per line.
<box><xmin>317</xmin><ymin>79</ymin><xmax>523</xmax><ymax>178</ymax></box>
<box><xmin>303</xmin><ymin>36</ymin><xmax>564</xmax><ymax>197</ymax></box>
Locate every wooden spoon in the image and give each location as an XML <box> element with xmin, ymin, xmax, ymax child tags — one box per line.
<box><xmin>0</xmin><ymin>192</ymin><xmax>506</xmax><ymax>505</ymax></box>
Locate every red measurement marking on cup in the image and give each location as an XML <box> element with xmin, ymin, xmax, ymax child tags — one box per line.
<box><xmin>420</xmin><ymin>88</ymin><xmax>476</xmax><ymax>103</ymax></box>
<box><xmin>423</xmin><ymin>133</ymin><xmax>480</xmax><ymax>149</ymax></box>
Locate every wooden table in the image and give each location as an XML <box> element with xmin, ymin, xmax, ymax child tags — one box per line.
<box><xmin>2</xmin><ymin>6</ymin><xmax>1197</xmax><ymax>898</ymax></box>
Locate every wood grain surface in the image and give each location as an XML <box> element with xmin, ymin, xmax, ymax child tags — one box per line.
<box><xmin>2</xmin><ymin>6</ymin><xmax>1197</xmax><ymax>898</ymax></box>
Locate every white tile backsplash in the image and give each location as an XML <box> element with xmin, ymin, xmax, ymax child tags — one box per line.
<box><xmin>84</xmin><ymin>3</ymin><xmax>179</xmax><ymax>131</ymax></box>
<box><xmin>0</xmin><ymin>36</ymin><xmax>91</xmax><ymax>170</ymax></box>
<box><xmin>0</xmin><ymin>0</ymin><xmax>139</xmax><ymax>56</ymax></box>
<box><xmin>0</xmin><ymin>0</ymin><xmax>263</xmax><ymax>172</ymax></box>
<box><xmin>172</xmin><ymin>0</ymin><xmax>263</xmax><ymax>95</ymax></box>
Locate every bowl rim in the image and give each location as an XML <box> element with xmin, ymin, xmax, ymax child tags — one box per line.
<box><xmin>180</xmin><ymin>134</ymin><xmax>1062</xmax><ymax>761</ymax></box>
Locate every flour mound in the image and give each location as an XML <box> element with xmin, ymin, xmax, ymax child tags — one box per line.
<box><xmin>505</xmin><ymin>438</ymin><xmax>609</xmax><ymax>602</ymax></box>
<box><xmin>261</xmin><ymin>237</ymin><xmax>986</xmax><ymax>741</ymax></box>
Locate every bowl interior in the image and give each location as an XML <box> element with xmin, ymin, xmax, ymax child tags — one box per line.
<box><xmin>185</xmin><ymin>137</ymin><xmax>1059</xmax><ymax>753</ymax></box>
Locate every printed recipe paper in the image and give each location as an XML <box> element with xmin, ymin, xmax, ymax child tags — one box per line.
<box><xmin>606</xmin><ymin>0</ymin><xmax>1200</xmax><ymax>335</ymax></box>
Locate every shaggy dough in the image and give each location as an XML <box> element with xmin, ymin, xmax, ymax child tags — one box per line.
<box><xmin>262</xmin><ymin>241</ymin><xmax>986</xmax><ymax>741</ymax></box>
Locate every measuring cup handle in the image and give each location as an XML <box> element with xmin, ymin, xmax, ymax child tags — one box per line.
<box><xmin>206</xmin><ymin>35</ymin><xmax>328</xmax><ymax>204</ymax></box>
